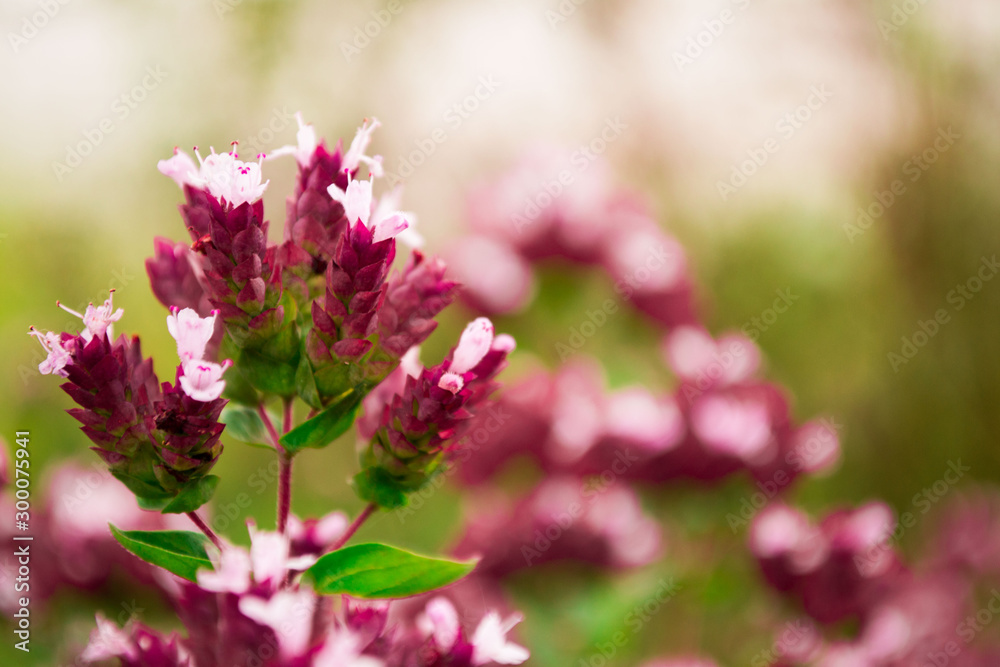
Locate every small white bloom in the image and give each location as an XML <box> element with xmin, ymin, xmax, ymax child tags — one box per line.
<box><xmin>239</xmin><ymin>590</ymin><xmax>316</xmax><ymax>659</ymax></box>
<box><xmin>450</xmin><ymin>318</ymin><xmax>495</xmax><ymax>375</ymax></box>
<box><xmin>417</xmin><ymin>597</ymin><xmax>460</xmax><ymax>651</ymax></box>
<box><xmin>197</xmin><ymin>546</ymin><xmax>252</xmax><ymax>594</ymax></box>
<box><xmin>179</xmin><ymin>359</ymin><xmax>231</xmax><ymax>402</ymax></box>
<box><xmin>328</xmin><ymin>177</ymin><xmax>373</xmax><ymax>227</ymax></box>
<box><xmin>471</xmin><ymin>611</ymin><xmax>529</xmax><ymax>665</ymax></box>
<box><xmin>166</xmin><ymin>307</ymin><xmax>217</xmax><ymax>363</ymax></box>
<box><xmin>80</xmin><ymin>614</ymin><xmax>137</xmax><ymax>662</ymax></box>
<box><xmin>29</xmin><ymin>327</ymin><xmax>72</xmax><ymax>377</ymax></box>
<box><xmin>342</xmin><ymin>117</ymin><xmax>383</xmax><ymax>178</ymax></box>
<box><xmin>157</xmin><ymin>148</ymin><xmax>202</xmax><ymax>189</ymax></box>
<box><xmin>57</xmin><ymin>291</ymin><xmax>123</xmax><ymax>342</ymax></box>
<box><xmin>195</xmin><ymin>146</ymin><xmax>269</xmax><ymax>207</ymax></box>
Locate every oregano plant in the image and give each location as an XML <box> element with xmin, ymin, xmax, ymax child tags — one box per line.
<box><xmin>29</xmin><ymin>116</ymin><xmax>528</xmax><ymax>667</ymax></box>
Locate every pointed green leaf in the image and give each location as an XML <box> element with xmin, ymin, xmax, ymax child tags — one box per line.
<box><xmin>112</xmin><ymin>471</ymin><xmax>171</xmax><ymax>506</ymax></box>
<box><xmin>220</xmin><ymin>405</ymin><xmax>280</xmax><ymax>449</ymax></box>
<box><xmin>305</xmin><ymin>542</ymin><xmax>477</xmax><ymax>599</ymax></box>
<box><xmin>109</xmin><ymin>525</ymin><xmax>214</xmax><ymax>582</ymax></box>
<box><xmin>279</xmin><ymin>389</ymin><xmax>363</xmax><ymax>454</ymax></box>
<box><xmin>295</xmin><ymin>354</ymin><xmax>322</xmax><ymax>411</ymax></box>
<box><xmin>162</xmin><ymin>475</ymin><xmax>220</xmax><ymax>514</ymax></box>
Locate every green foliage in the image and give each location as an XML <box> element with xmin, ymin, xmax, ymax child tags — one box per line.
<box><xmin>280</xmin><ymin>388</ymin><xmax>364</xmax><ymax>454</ymax></box>
<box><xmin>109</xmin><ymin>525</ymin><xmax>215</xmax><ymax>583</ymax></box>
<box><xmin>304</xmin><ymin>543</ymin><xmax>477</xmax><ymax>599</ymax></box>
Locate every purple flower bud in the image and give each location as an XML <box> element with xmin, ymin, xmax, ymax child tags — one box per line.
<box><xmin>355</xmin><ymin>322</ymin><xmax>514</xmax><ymax>504</ymax></box>
<box><xmin>376</xmin><ymin>251</ymin><xmax>459</xmax><ymax>359</ymax></box>
<box><xmin>146</xmin><ymin>237</ymin><xmax>214</xmax><ymax>315</ymax></box>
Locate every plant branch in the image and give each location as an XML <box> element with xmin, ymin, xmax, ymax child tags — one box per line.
<box><xmin>283</xmin><ymin>397</ymin><xmax>294</xmax><ymax>435</ymax></box>
<box><xmin>257</xmin><ymin>403</ymin><xmax>281</xmax><ymax>449</ymax></box>
<box><xmin>186</xmin><ymin>511</ymin><xmax>223</xmax><ymax>551</ymax></box>
<box><xmin>259</xmin><ymin>402</ymin><xmax>294</xmax><ymax>535</ymax></box>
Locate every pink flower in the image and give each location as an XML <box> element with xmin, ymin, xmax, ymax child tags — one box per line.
<box><xmin>157</xmin><ymin>147</ymin><xmax>201</xmax><ymax>189</ymax></box>
<box><xmin>269</xmin><ymin>112</ymin><xmax>318</xmax><ymax>167</ymax></box>
<box><xmin>439</xmin><ymin>318</ymin><xmax>495</xmax><ymax>392</ymax></box>
<box><xmin>690</xmin><ymin>394</ymin><xmax>773</xmax><ymax>461</ymax></box>
<box><xmin>342</xmin><ymin>117</ymin><xmax>383</xmax><ymax>177</ymax></box>
<box><xmin>28</xmin><ymin>327</ymin><xmax>72</xmax><ymax>377</ymax></box>
<box><xmin>314</xmin><ymin>628</ymin><xmax>384</xmax><ymax>667</ymax></box>
<box><xmin>179</xmin><ymin>359</ymin><xmax>231</xmax><ymax>402</ymax></box>
<box><xmin>328</xmin><ymin>176</ymin><xmax>412</xmax><ymax>244</ymax></box>
<box><xmin>238</xmin><ymin>590</ymin><xmax>316</xmax><ymax>659</ymax></box>
<box><xmin>447</xmin><ymin>235</ymin><xmax>535</xmax><ymax>315</ymax></box>
<box><xmin>329</xmin><ymin>177</ymin><xmax>374</xmax><ymax>227</ymax></box>
<box><xmin>58</xmin><ymin>290</ymin><xmax>123</xmax><ymax>342</ymax></box>
<box><xmin>80</xmin><ymin>614</ymin><xmax>138</xmax><ymax>662</ymax></box>
<box><xmin>372</xmin><ymin>184</ymin><xmax>422</xmax><ymax>247</ymax></box>
<box><xmin>417</xmin><ymin>596</ymin><xmax>460</xmax><ymax>651</ymax></box>
<box><xmin>197</xmin><ymin>546</ymin><xmax>252</xmax><ymax>594</ymax></box>
<box><xmin>247</xmin><ymin>522</ymin><xmax>316</xmax><ymax>586</ymax></box>
<box><xmin>471</xmin><ymin>611</ymin><xmax>529</xmax><ymax>665</ymax></box>
<box><xmin>166</xmin><ymin>307</ymin><xmax>217</xmax><ymax>363</ymax></box>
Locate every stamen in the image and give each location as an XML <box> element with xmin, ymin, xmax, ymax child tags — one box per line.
<box><xmin>57</xmin><ymin>300</ymin><xmax>84</xmax><ymax>319</ymax></box>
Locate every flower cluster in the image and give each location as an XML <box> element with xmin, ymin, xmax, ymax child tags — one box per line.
<box><xmin>355</xmin><ymin>318</ymin><xmax>514</xmax><ymax>508</ymax></box>
<box><xmin>30</xmin><ymin>116</ymin><xmax>528</xmax><ymax>667</ymax></box>
<box><xmin>29</xmin><ymin>294</ymin><xmax>228</xmax><ymax>508</ymax></box>
<box><xmin>748</xmin><ymin>496</ymin><xmax>1000</xmax><ymax>666</ymax></box>
<box><xmin>430</xmin><ymin>150</ymin><xmax>849</xmax><ymax>665</ymax></box>
<box><xmin>450</xmin><ymin>147</ymin><xmax>696</xmax><ymax>325</ymax></box>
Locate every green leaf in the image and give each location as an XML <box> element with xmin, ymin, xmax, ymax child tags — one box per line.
<box><xmin>219</xmin><ymin>334</ymin><xmax>261</xmax><ymax>405</ymax></box>
<box><xmin>109</xmin><ymin>525</ymin><xmax>214</xmax><ymax>582</ymax></box>
<box><xmin>220</xmin><ymin>405</ymin><xmax>279</xmax><ymax>449</ymax></box>
<box><xmin>295</xmin><ymin>354</ymin><xmax>322</xmax><ymax>411</ymax></box>
<box><xmin>352</xmin><ymin>468</ymin><xmax>409</xmax><ymax>510</ymax></box>
<box><xmin>280</xmin><ymin>389</ymin><xmax>363</xmax><ymax>454</ymax></box>
<box><xmin>304</xmin><ymin>543</ymin><xmax>477</xmax><ymax>599</ymax></box>
<box><xmin>112</xmin><ymin>471</ymin><xmax>171</xmax><ymax>505</ymax></box>
<box><xmin>162</xmin><ymin>475</ymin><xmax>220</xmax><ymax>514</ymax></box>
<box><xmin>239</xmin><ymin>348</ymin><xmax>298</xmax><ymax>397</ymax></box>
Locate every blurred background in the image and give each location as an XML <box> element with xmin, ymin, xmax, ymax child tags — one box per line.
<box><xmin>2</xmin><ymin>0</ymin><xmax>1000</xmax><ymax>664</ymax></box>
